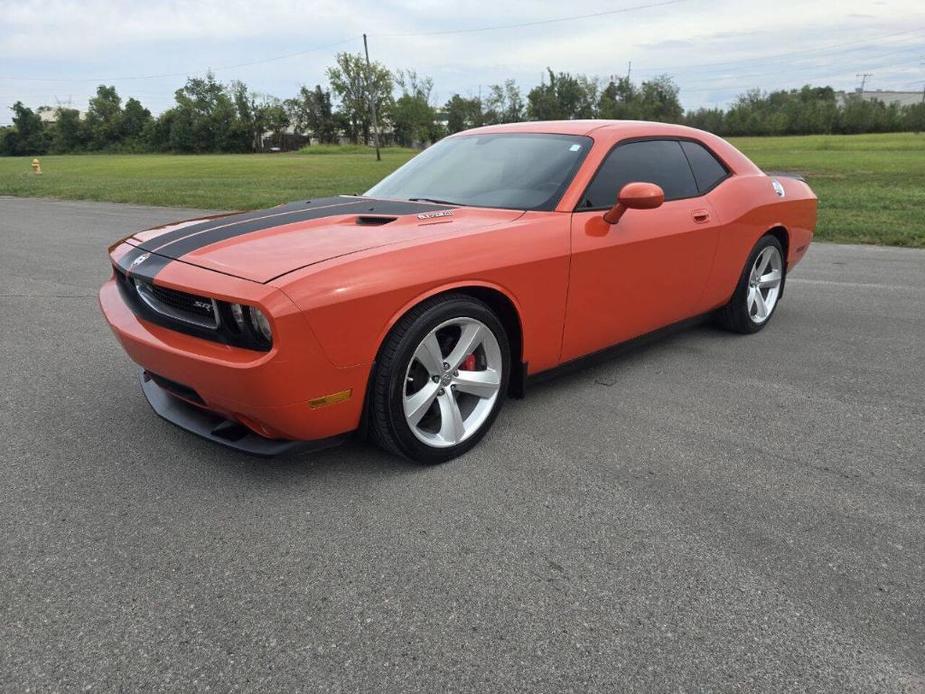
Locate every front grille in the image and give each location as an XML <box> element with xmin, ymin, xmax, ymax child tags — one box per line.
<box><xmin>134</xmin><ymin>278</ymin><xmax>219</xmax><ymax>329</ymax></box>
<box><xmin>113</xmin><ymin>265</ymin><xmax>271</xmax><ymax>352</ymax></box>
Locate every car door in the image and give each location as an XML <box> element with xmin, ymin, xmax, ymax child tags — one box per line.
<box><xmin>561</xmin><ymin>139</ymin><xmax>724</xmax><ymax>362</ymax></box>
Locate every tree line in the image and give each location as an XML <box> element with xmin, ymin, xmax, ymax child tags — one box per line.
<box><xmin>3</xmin><ymin>53</ymin><xmax>924</xmax><ymax>156</ymax></box>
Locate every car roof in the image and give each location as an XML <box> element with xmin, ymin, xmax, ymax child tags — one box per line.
<box><xmin>462</xmin><ymin>119</ymin><xmax>711</xmax><ymax>139</ymax></box>
<box><xmin>459</xmin><ymin>119</ymin><xmax>761</xmax><ymax>177</ymax></box>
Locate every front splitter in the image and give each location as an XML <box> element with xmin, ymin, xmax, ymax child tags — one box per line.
<box><xmin>140</xmin><ymin>371</ymin><xmax>346</xmax><ymax>457</ymax></box>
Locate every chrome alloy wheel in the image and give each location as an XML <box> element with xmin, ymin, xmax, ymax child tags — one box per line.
<box><xmin>747</xmin><ymin>245</ymin><xmax>783</xmax><ymax>324</ymax></box>
<box><xmin>402</xmin><ymin>317</ymin><xmax>503</xmax><ymax>448</ymax></box>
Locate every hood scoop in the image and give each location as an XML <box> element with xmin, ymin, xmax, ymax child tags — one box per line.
<box><xmin>355</xmin><ymin>215</ymin><xmax>397</xmax><ymax>226</ymax></box>
<box><xmin>131</xmin><ymin>197</ymin><xmax>523</xmax><ymax>284</ymax></box>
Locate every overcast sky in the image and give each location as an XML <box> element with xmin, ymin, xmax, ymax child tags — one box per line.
<box><xmin>1</xmin><ymin>0</ymin><xmax>923</xmax><ymax>124</ymax></box>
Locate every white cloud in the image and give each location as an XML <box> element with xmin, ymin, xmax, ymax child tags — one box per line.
<box><xmin>0</xmin><ymin>0</ymin><xmax>923</xmax><ymax>121</ymax></box>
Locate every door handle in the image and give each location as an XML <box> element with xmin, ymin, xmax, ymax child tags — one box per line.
<box><xmin>692</xmin><ymin>209</ymin><xmax>711</xmax><ymax>224</ymax></box>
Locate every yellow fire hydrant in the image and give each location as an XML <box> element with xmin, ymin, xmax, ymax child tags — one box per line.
<box><xmin>32</xmin><ymin>158</ymin><xmax>42</xmax><ymax>175</ymax></box>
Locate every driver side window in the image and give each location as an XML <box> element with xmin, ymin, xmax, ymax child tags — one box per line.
<box><xmin>580</xmin><ymin>139</ymin><xmax>698</xmax><ymax>209</ymax></box>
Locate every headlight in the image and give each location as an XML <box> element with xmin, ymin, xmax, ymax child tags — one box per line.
<box><xmin>231</xmin><ymin>302</ymin><xmax>246</xmax><ymax>331</ymax></box>
<box><xmin>229</xmin><ymin>303</ymin><xmax>272</xmax><ymax>345</ymax></box>
<box><xmin>113</xmin><ymin>262</ymin><xmax>274</xmax><ymax>351</ymax></box>
<box><xmin>249</xmin><ymin>307</ymin><xmax>272</xmax><ymax>342</ymax></box>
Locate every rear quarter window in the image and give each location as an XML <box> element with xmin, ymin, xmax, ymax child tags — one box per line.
<box><xmin>680</xmin><ymin>140</ymin><xmax>729</xmax><ymax>193</ymax></box>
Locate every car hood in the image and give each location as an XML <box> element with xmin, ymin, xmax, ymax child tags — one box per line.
<box><xmin>129</xmin><ymin>196</ymin><xmax>524</xmax><ymax>283</ymax></box>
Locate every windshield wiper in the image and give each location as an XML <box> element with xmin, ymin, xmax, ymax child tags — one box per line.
<box><xmin>408</xmin><ymin>197</ymin><xmax>463</xmax><ymax>206</ymax></box>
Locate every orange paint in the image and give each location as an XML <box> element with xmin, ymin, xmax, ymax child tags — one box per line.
<box><xmin>99</xmin><ymin>120</ymin><xmax>816</xmax><ymax>444</ymax></box>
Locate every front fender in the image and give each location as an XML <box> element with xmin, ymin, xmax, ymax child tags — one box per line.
<box><xmin>274</xmin><ymin>214</ymin><xmax>571</xmax><ymax>372</ymax></box>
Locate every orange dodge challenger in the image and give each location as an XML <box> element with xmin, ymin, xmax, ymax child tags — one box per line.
<box><xmin>100</xmin><ymin>120</ymin><xmax>816</xmax><ymax>462</ymax></box>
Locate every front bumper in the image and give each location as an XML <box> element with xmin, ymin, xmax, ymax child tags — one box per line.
<box><xmin>99</xmin><ymin>247</ymin><xmax>370</xmax><ymax>447</ymax></box>
<box><xmin>140</xmin><ymin>371</ymin><xmax>345</xmax><ymax>456</ymax></box>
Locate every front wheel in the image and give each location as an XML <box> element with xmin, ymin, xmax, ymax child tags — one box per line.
<box><xmin>370</xmin><ymin>294</ymin><xmax>510</xmax><ymax>463</ymax></box>
<box><xmin>718</xmin><ymin>235</ymin><xmax>785</xmax><ymax>334</ymax></box>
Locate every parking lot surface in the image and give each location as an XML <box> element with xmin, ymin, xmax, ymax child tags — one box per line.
<box><xmin>1</xmin><ymin>196</ymin><xmax>923</xmax><ymax>691</ymax></box>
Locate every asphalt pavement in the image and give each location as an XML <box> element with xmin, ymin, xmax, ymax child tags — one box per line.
<box><xmin>1</xmin><ymin>196</ymin><xmax>923</xmax><ymax>692</ymax></box>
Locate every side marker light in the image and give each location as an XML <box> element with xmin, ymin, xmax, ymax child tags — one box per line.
<box><xmin>308</xmin><ymin>389</ymin><xmax>353</xmax><ymax>409</ymax></box>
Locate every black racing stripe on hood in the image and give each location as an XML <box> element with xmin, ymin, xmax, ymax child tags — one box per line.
<box><xmin>114</xmin><ymin>245</ymin><xmax>173</xmax><ymax>282</ymax></box>
<box><xmin>139</xmin><ymin>197</ymin><xmax>347</xmax><ymax>252</ymax></box>
<box><xmin>137</xmin><ymin>197</ymin><xmax>454</xmax><ymax>260</ymax></box>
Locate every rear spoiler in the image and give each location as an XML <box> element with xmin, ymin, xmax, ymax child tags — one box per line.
<box><xmin>764</xmin><ymin>170</ymin><xmax>806</xmax><ymax>183</ymax></box>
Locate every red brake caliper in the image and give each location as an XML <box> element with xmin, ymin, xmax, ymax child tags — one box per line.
<box><xmin>462</xmin><ymin>353</ymin><xmax>477</xmax><ymax>371</ymax></box>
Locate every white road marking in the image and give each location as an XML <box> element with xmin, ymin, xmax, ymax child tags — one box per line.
<box><xmin>788</xmin><ymin>278</ymin><xmax>925</xmax><ymax>292</ymax></box>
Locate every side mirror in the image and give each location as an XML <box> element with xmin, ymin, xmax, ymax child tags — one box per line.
<box><xmin>603</xmin><ymin>182</ymin><xmax>665</xmax><ymax>224</ymax></box>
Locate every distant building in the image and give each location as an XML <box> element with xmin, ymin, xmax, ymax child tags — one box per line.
<box><xmin>835</xmin><ymin>90</ymin><xmax>924</xmax><ymax>108</ymax></box>
<box><xmin>37</xmin><ymin>107</ymin><xmax>85</xmax><ymax>123</ymax></box>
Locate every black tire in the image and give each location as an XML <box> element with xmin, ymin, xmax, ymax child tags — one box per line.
<box><xmin>369</xmin><ymin>294</ymin><xmax>510</xmax><ymax>464</ymax></box>
<box><xmin>717</xmin><ymin>234</ymin><xmax>785</xmax><ymax>334</ymax></box>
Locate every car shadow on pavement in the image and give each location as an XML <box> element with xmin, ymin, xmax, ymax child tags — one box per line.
<box><xmin>104</xmin><ymin>314</ymin><xmax>742</xmax><ymax>483</ymax></box>
<box><xmin>523</xmin><ymin>316</ymin><xmax>722</xmax><ymax>398</ymax></box>
<box><xmin>146</xmin><ymin>318</ymin><xmax>729</xmax><ymax>481</ymax></box>
<box><xmin>165</xmin><ymin>429</ymin><xmax>423</xmax><ymax>480</ymax></box>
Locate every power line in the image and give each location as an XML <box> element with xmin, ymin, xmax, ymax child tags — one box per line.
<box><xmin>0</xmin><ymin>0</ymin><xmax>690</xmax><ymax>92</ymax></box>
<box><xmin>1</xmin><ymin>14</ymin><xmax>919</xmax><ymax>91</ymax></box>
<box><xmin>675</xmin><ymin>47</ymin><xmax>924</xmax><ymax>90</ymax></box>
<box><xmin>1</xmin><ymin>11</ymin><xmax>922</xmax><ymax>114</ymax></box>
<box><xmin>679</xmin><ymin>59</ymin><xmax>920</xmax><ymax>93</ymax></box>
<box><xmin>7</xmin><ymin>37</ymin><xmax>919</xmax><ymax>102</ymax></box>
<box><xmin>631</xmin><ymin>28</ymin><xmax>924</xmax><ymax>74</ymax></box>
<box><xmin>374</xmin><ymin>0</ymin><xmax>688</xmax><ymax>38</ymax></box>
<box><xmin>0</xmin><ymin>36</ymin><xmax>360</xmax><ymax>83</ymax></box>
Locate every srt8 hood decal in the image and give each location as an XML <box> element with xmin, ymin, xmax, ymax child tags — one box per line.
<box><xmin>114</xmin><ymin>245</ymin><xmax>173</xmax><ymax>283</ymax></box>
<box><xmin>133</xmin><ymin>196</ymin><xmax>455</xmax><ymax>269</ymax></box>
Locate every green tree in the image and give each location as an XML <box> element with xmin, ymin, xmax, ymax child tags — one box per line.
<box><xmin>1</xmin><ymin>101</ymin><xmax>48</xmax><ymax>155</ymax></box>
<box><xmin>327</xmin><ymin>52</ymin><xmax>393</xmax><ymax>145</ymax></box>
<box><xmin>444</xmin><ymin>94</ymin><xmax>483</xmax><ymax>133</ymax></box>
<box><xmin>838</xmin><ymin>95</ymin><xmax>903</xmax><ymax>134</ymax></box>
<box><xmin>146</xmin><ymin>109</ymin><xmax>177</xmax><ymax>152</ymax></box>
<box><xmin>636</xmin><ymin>75</ymin><xmax>683</xmax><ymax>122</ymax></box>
<box><xmin>839</xmin><ymin>94</ymin><xmax>878</xmax><ymax>134</ymax></box>
<box><xmin>49</xmin><ymin>108</ymin><xmax>84</xmax><ymax>152</ymax></box>
<box><xmin>526</xmin><ymin>69</ymin><xmax>596</xmax><ymax>120</ymax></box>
<box><xmin>230</xmin><ymin>81</ymin><xmax>268</xmax><ymax>152</ymax></box>
<box><xmin>683</xmin><ymin>107</ymin><xmax>726</xmax><ymax>134</ymax></box>
<box><xmin>121</xmin><ymin>97</ymin><xmax>152</xmax><ymax>147</ymax></box>
<box><xmin>483</xmin><ymin>80</ymin><xmax>524</xmax><ymax>124</ymax></box>
<box><xmin>263</xmin><ymin>99</ymin><xmax>290</xmax><ymax>149</ymax></box>
<box><xmin>905</xmin><ymin>102</ymin><xmax>925</xmax><ymax>134</ymax></box>
<box><xmin>709</xmin><ymin>85</ymin><xmax>842</xmax><ymax>136</ymax></box>
<box><xmin>724</xmin><ymin>89</ymin><xmax>768</xmax><ymax>135</ymax></box>
<box><xmin>788</xmin><ymin>86</ymin><xmax>838</xmax><ymax>135</ymax></box>
<box><xmin>391</xmin><ymin>70</ymin><xmax>439</xmax><ymax>146</ymax></box>
<box><xmin>84</xmin><ymin>85</ymin><xmax>124</xmax><ymax>149</ymax></box>
<box><xmin>287</xmin><ymin>85</ymin><xmax>340</xmax><ymax>144</ymax></box>
<box><xmin>597</xmin><ymin>77</ymin><xmax>638</xmax><ymax>119</ymax></box>
<box><xmin>167</xmin><ymin>73</ymin><xmax>247</xmax><ymax>153</ymax></box>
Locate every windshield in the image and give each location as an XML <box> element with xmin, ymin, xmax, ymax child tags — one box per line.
<box><xmin>366</xmin><ymin>133</ymin><xmax>592</xmax><ymax>211</ymax></box>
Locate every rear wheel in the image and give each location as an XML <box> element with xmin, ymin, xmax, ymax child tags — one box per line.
<box><xmin>370</xmin><ymin>295</ymin><xmax>510</xmax><ymax>463</ymax></box>
<box><xmin>718</xmin><ymin>235</ymin><xmax>785</xmax><ymax>334</ymax></box>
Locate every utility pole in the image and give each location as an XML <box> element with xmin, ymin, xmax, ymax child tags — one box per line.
<box><xmin>362</xmin><ymin>33</ymin><xmax>381</xmax><ymax>162</ymax></box>
<box><xmin>626</xmin><ymin>60</ymin><xmax>632</xmax><ymax>81</ymax></box>
<box><xmin>856</xmin><ymin>72</ymin><xmax>872</xmax><ymax>94</ymax></box>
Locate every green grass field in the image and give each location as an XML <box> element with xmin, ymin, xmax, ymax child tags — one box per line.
<box><xmin>1</xmin><ymin>133</ymin><xmax>922</xmax><ymax>247</ymax></box>
<box><xmin>728</xmin><ymin>133</ymin><xmax>925</xmax><ymax>247</ymax></box>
